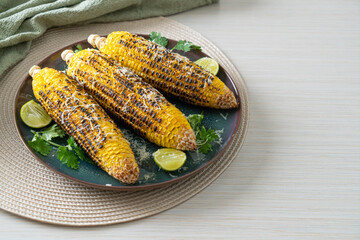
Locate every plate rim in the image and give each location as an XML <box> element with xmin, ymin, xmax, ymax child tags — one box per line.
<box><xmin>14</xmin><ymin>35</ymin><xmax>242</xmax><ymax>191</ymax></box>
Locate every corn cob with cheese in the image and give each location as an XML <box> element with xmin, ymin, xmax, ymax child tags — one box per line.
<box><xmin>88</xmin><ymin>31</ymin><xmax>238</xmax><ymax>109</ymax></box>
<box><xmin>29</xmin><ymin>66</ymin><xmax>139</xmax><ymax>184</ymax></box>
<box><xmin>61</xmin><ymin>49</ymin><xmax>196</xmax><ymax>150</ymax></box>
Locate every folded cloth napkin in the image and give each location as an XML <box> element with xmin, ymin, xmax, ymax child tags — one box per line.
<box><xmin>0</xmin><ymin>0</ymin><xmax>218</xmax><ymax>77</ymax></box>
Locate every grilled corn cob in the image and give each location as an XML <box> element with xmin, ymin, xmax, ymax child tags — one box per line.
<box><xmin>61</xmin><ymin>49</ymin><xmax>196</xmax><ymax>150</ymax></box>
<box><xmin>88</xmin><ymin>32</ymin><xmax>238</xmax><ymax>109</ymax></box>
<box><xmin>29</xmin><ymin>66</ymin><xmax>139</xmax><ymax>184</ymax></box>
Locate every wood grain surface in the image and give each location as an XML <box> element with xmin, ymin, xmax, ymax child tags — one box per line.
<box><xmin>1</xmin><ymin>0</ymin><xmax>359</xmax><ymax>239</ymax></box>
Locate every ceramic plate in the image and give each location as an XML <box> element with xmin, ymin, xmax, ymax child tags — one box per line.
<box><xmin>15</xmin><ymin>35</ymin><xmax>241</xmax><ymax>190</ymax></box>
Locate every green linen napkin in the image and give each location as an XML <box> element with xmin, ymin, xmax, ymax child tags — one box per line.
<box><xmin>0</xmin><ymin>0</ymin><xmax>218</xmax><ymax>77</ymax></box>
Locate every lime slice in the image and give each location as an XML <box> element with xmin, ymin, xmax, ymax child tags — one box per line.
<box><xmin>194</xmin><ymin>57</ymin><xmax>219</xmax><ymax>75</ymax></box>
<box><xmin>153</xmin><ymin>148</ymin><xmax>186</xmax><ymax>171</ymax></box>
<box><xmin>20</xmin><ymin>100</ymin><xmax>52</xmax><ymax>128</ymax></box>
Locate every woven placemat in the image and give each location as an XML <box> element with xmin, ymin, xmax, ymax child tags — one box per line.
<box><xmin>0</xmin><ymin>17</ymin><xmax>248</xmax><ymax>226</ymax></box>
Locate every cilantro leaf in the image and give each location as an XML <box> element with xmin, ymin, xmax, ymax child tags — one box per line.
<box><xmin>74</xmin><ymin>146</ymin><xmax>94</xmax><ymax>165</ymax></box>
<box><xmin>187</xmin><ymin>113</ymin><xmax>221</xmax><ymax>154</ymax></box>
<box><xmin>29</xmin><ymin>124</ymin><xmax>93</xmax><ymax>169</ymax></box>
<box><xmin>148</xmin><ymin>31</ymin><xmax>202</xmax><ymax>52</ymax></box>
<box><xmin>57</xmin><ymin>146</ymin><xmax>79</xmax><ymax>169</ymax></box>
<box><xmin>67</xmin><ymin>136</ymin><xmax>94</xmax><ymax>165</ymax></box>
<box><xmin>197</xmin><ymin>127</ymin><xmax>219</xmax><ymax>154</ymax></box>
<box><xmin>28</xmin><ymin>135</ymin><xmax>52</xmax><ymax>156</ymax></box>
<box><xmin>67</xmin><ymin>136</ymin><xmax>77</xmax><ymax>148</ymax></box>
<box><xmin>187</xmin><ymin>112</ymin><xmax>204</xmax><ymax>131</ymax></box>
<box><xmin>149</xmin><ymin>31</ymin><xmax>168</xmax><ymax>47</ymax></box>
<box><xmin>172</xmin><ymin>40</ymin><xmax>202</xmax><ymax>52</ymax></box>
<box><xmin>39</xmin><ymin>124</ymin><xmax>66</xmax><ymax>141</ymax></box>
<box><xmin>190</xmin><ymin>44</ymin><xmax>202</xmax><ymax>51</ymax></box>
<box><xmin>198</xmin><ymin>142</ymin><xmax>213</xmax><ymax>154</ymax></box>
<box><xmin>74</xmin><ymin>44</ymin><xmax>83</xmax><ymax>53</ymax></box>
<box><xmin>200</xmin><ymin>127</ymin><xmax>218</xmax><ymax>142</ymax></box>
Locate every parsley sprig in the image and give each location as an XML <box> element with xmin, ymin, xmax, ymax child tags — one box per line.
<box><xmin>149</xmin><ymin>31</ymin><xmax>202</xmax><ymax>52</ymax></box>
<box><xmin>187</xmin><ymin>113</ymin><xmax>221</xmax><ymax>154</ymax></box>
<box><xmin>28</xmin><ymin>124</ymin><xmax>93</xmax><ymax>169</ymax></box>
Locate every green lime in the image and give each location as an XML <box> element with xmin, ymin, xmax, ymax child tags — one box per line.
<box><xmin>194</xmin><ymin>57</ymin><xmax>219</xmax><ymax>75</ymax></box>
<box><xmin>20</xmin><ymin>100</ymin><xmax>52</xmax><ymax>128</ymax></box>
<box><xmin>153</xmin><ymin>148</ymin><xmax>186</xmax><ymax>171</ymax></box>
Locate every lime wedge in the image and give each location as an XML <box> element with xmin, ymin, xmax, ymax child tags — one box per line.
<box><xmin>194</xmin><ymin>57</ymin><xmax>219</xmax><ymax>75</ymax></box>
<box><xmin>153</xmin><ymin>148</ymin><xmax>186</xmax><ymax>171</ymax></box>
<box><xmin>20</xmin><ymin>100</ymin><xmax>52</xmax><ymax>128</ymax></box>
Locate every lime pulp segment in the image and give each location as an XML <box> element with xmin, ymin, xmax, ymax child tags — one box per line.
<box><xmin>153</xmin><ymin>148</ymin><xmax>187</xmax><ymax>171</ymax></box>
<box><xmin>20</xmin><ymin>100</ymin><xmax>52</xmax><ymax>128</ymax></box>
<box><xmin>194</xmin><ymin>57</ymin><xmax>219</xmax><ymax>75</ymax></box>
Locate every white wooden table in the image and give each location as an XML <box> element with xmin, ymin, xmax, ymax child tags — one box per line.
<box><xmin>1</xmin><ymin>0</ymin><xmax>359</xmax><ymax>239</ymax></box>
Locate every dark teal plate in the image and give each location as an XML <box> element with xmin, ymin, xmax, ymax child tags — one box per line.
<box><xmin>15</xmin><ymin>35</ymin><xmax>241</xmax><ymax>191</ymax></box>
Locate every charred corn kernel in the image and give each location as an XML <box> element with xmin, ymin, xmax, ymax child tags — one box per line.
<box><xmin>88</xmin><ymin>32</ymin><xmax>239</xmax><ymax>109</ymax></box>
<box><xmin>62</xmin><ymin>49</ymin><xmax>196</xmax><ymax>150</ymax></box>
<box><xmin>29</xmin><ymin>66</ymin><xmax>139</xmax><ymax>184</ymax></box>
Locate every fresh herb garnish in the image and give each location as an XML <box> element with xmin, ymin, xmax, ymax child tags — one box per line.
<box><xmin>28</xmin><ymin>124</ymin><xmax>93</xmax><ymax>169</ymax></box>
<box><xmin>148</xmin><ymin>31</ymin><xmax>202</xmax><ymax>52</ymax></box>
<box><xmin>187</xmin><ymin>113</ymin><xmax>222</xmax><ymax>154</ymax></box>
<box><xmin>74</xmin><ymin>44</ymin><xmax>83</xmax><ymax>53</ymax></box>
<box><xmin>57</xmin><ymin>146</ymin><xmax>79</xmax><ymax>169</ymax></box>
<box><xmin>172</xmin><ymin>40</ymin><xmax>202</xmax><ymax>52</ymax></box>
<box><xmin>37</xmin><ymin>124</ymin><xmax>66</xmax><ymax>140</ymax></box>
<box><xmin>149</xmin><ymin>31</ymin><xmax>168</xmax><ymax>47</ymax></box>
<box><xmin>28</xmin><ymin>135</ymin><xmax>52</xmax><ymax>156</ymax></box>
<box><xmin>67</xmin><ymin>136</ymin><xmax>93</xmax><ymax>165</ymax></box>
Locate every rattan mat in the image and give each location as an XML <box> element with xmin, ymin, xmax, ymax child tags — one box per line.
<box><xmin>0</xmin><ymin>17</ymin><xmax>248</xmax><ymax>226</ymax></box>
